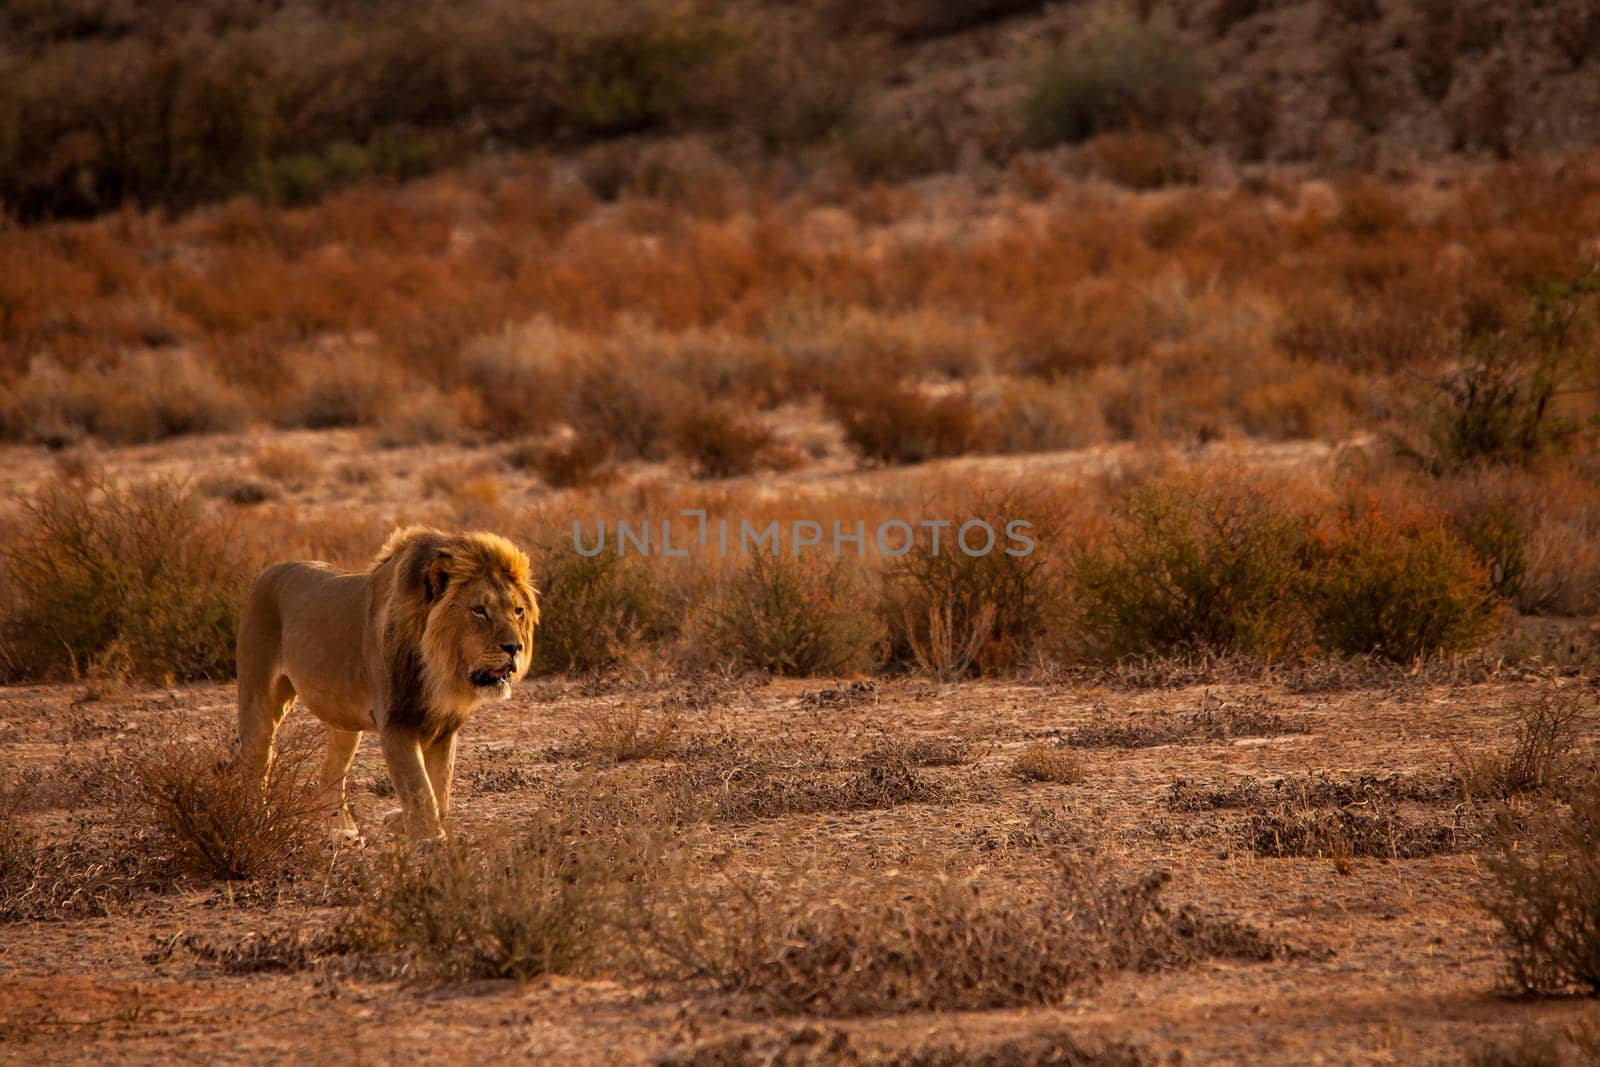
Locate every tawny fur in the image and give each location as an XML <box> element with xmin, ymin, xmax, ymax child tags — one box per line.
<box><xmin>236</xmin><ymin>525</ymin><xmax>538</xmax><ymax>840</ymax></box>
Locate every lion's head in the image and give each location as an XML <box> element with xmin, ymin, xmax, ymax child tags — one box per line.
<box><xmin>377</xmin><ymin>526</ymin><xmax>540</xmax><ymax>711</ymax></box>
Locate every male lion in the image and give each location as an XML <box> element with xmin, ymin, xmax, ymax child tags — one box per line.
<box><xmin>236</xmin><ymin>525</ymin><xmax>538</xmax><ymax>840</ymax></box>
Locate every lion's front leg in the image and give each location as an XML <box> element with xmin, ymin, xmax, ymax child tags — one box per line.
<box><xmin>423</xmin><ymin>731</ymin><xmax>459</xmax><ymax>824</ymax></box>
<box><xmin>377</xmin><ymin>727</ymin><xmax>444</xmax><ymax>841</ymax></box>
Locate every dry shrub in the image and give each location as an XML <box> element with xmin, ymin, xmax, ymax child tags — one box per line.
<box><xmin>533</xmin><ymin>543</ymin><xmax>680</xmax><ymax>674</ymax></box>
<box><xmin>704</xmin><ymin>555</ymin><xmax>881</xmax><ymax>676</ymax></box>
<box><xmin>1167</xmin><ymin>771</ymin><xmax>1458</xmax><ymax>812</ymax></box>
<box><xmin>274</xmin><ymin>348</ymin><xmax>396</xmax><ymax>430</ymax></box>
<box><xmin>0</xmin><ymin>821</ymin><xmax>167</xmax><ymax>923</ymax></box>
<box><xmin>168</xmin><ymin>927</ymin><xmax>356</xmax><ymax>976</ymax></box>
<box><xmin>1305</xmin><ymin>506</ymin><xmax>1501</xmax><ymax>661</ymax></box>
<box><xmin>113</xmin><ymin>725</ymin><xmax>325</xmax><ymax>881</ymax></box>
<box><xmin>1485</xmin><ymin>779</ymin><xmax>1600</xmax><ymax>995</ymax></box>
<box><xmin>826</xmin><ymin>379</ymin><xmax>987</xmax><ymax>466</ymax></box>
<box><xmin>1013</xmin><ymin>743</ymin><xmax>1084</xmax><ymax>784</ymax></box>
<box><xmin>885</xmin><ymin>493</ymin><xmax>1056</xmax><ymax>678</ymax></box>
<box><xmin>1022</xmin><ymin>9</ymin><xmax>1202</xmax><ymax>146</ymax></box>
<box><xmin>682</xmin><ymin>761</ymin><xmax>944</xmax><ymax>823</ymax></box>
<box><xmin>0</xmin><ymin>779</ymin><xmax>33</xmax><ymax>897</ymax></box>
<box><xmin>659</xmin><ymin>859</ymin><xmax>1282</xmax><ymax>1014</ymax></box>
<box><xmin>670</xmin><ymin>401</ymin><xmax>773</xmax><ymax>480</ymax></box>
<box><xmin>1067</xmin><ymin>481</ymin><xmax>1308</xmax><ymax>661</ymax></box>
<box><xmin>856</xmin><ymin>734</ymin><xmax>973</xmax><ymax>768</ymax></box>
<box><xmin>0</xmin><ymin>352</ymin><xmax>248</xmax><ymax>446</ymax></box>
<box><xmin>354</xmin><ymin>779</ymin><xmax>686</xmax><ymax>981</ymax></box>
<box><xmin>825</xmin><ymin>0</ymin><xmax>1045</xmax><ymax>39</ymax></box>
<box><xmin>1464</xmin><ymin>1026</ymin><xmax>1600</xmax><ymax>1067</ymax></box>
<box><xmin>1454</xmin><ymin>698</ymin><xmax>1591</xmax><ymax>803</ymax></box>
<box><xmin>0</xmin><ymin>477</ymin><xmax>250</xmax><ymax>682</ymax></box>
<box><xmin>1409</xmin><ymin>276</ymin><xmax>1598</xmax><ymax>474</ymax></box>
<box><xmin>510</xmin><ymin>432</ymin><xmax>616</xmax><ymax>488</ymax></box>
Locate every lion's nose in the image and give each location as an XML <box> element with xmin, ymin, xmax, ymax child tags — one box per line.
<box><xmin>501</xmin><ymin>642</ymin><xmax>523</xmax><ymax>657</ymax></box>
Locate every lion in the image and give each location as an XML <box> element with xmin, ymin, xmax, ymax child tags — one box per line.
<box><xmin>236</xmin><ymin>525</ymin><xmax>538</xmax><ymax>840</ymax></box>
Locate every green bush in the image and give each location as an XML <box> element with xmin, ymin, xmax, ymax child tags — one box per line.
<box><xmin>1068</xmin><ymin>483</ymin><xmax>1308</xmax><ymax>660</ymax></box>
<box><xmin>1305</xmin><ymin>508</ymin><xmax>1501</xmax><ymax>661</ymax></box>
<box><xmin>0</xmin><ymin>477</ymin><xmax>249</xmax><ymax>682</ymax></box>
<box><xmin>1022</xmin><ymin>12</ymin><xmax>1202</xmax><ymax>146</ymax></box>
<box><xmin>533</xmin><ymin>541</ymin><xmax>680</xmax><ymax>675</ymax></box>
<box><xmin>705</xmin><ymin>554</ymin><xmax>881</xmax><ymax>675</ymax></box>
<box><xmin>1413</xmin><ymin>277</ymin><xmax>1598</xmax><ymax>473</ymax></box>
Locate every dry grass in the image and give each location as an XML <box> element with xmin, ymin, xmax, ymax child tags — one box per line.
<box><xmin>1013</xmin><ymin>743</ymin><xmax>1085</xmax><ymax>784</ymax></box>
<box><xmin>1068</xmin><ymin>694</ymin><xmax>1300</xmax><ymax>749</ymax></box>
<box><xmin>574</xmin><ymin>708</ymin><xmax>685</xmax><ymax>765</ymax></box>
<box><xmin>653</xmin><ymin>858</ymin><xmax>1285</xmax><ymax>1015</ymax></box>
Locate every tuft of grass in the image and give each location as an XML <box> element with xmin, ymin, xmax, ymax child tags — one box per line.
<box><xmin>0</xmin><ymin>477</ymin><xmax>250</xmax><ymax>683</ymax></box>
<box><xmin>1069</xmin><ymin>694</ymin><xmax>1299</xmax><ymax>749</ymax></box>
<box><xmin>1013</xmin><ymin>743</ymin><xmax>1084</xmax><ymax>784</ymax></box>
<box><xmin>580</xmin><ymin>708</ymin><xmax>684</xmax><ymax>765</ymax></box>
<box><xmin>885</xmin><ymin>492</ymin><xmax>1057</xmax><ymax>678</ymax></box>
<box><xmin>704</xmin><ymin>555</ymin><xmax>881</xmax><ymax>676</ymax></box>
<box><xmin>1240</xmin><ymin>803</ymin><xmax>1479</xmax><ymax>861</ymax></box>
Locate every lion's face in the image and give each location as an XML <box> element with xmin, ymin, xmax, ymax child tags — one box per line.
<box><xmin>418</xmin><ymin>533</ymin><xmax>540</xmax><ymax>707</ymax></box>
<box><xmin>454</xmin><ymin>574</ymin><xmax>538</xmax><ymax>698</ymax></box>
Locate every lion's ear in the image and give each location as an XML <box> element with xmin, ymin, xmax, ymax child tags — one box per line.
<box><xmin>423</xmin><ymin>550</ymin><xmax>453</xmax><ymax>602</ymax></box>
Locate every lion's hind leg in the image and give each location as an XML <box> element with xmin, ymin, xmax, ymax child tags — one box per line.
<box><xmin>238</xmin><ymin>672</ymin><xmax>295</xmax><ymax>792</ymax></box>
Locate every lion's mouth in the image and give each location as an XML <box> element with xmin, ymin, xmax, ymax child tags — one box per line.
<box><xmin>469</xmin><ymin>663</ymin><xmax>515</xmax><ymax>687</ymax></box>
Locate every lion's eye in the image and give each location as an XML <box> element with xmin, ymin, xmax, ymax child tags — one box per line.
<box><xmin>472</xmin><ymin>607</ymin><xmax>489</xmax><ymax>619</ymax></box>
<box><xmin>514</xmin><ymin>607</ymin><xmax>525</xmax><ymax>618</ymax></box>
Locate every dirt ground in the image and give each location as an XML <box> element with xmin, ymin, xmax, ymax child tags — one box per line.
<box><xmin>3</xmin><ymin>667</ymin><xmax>1597</xmax><ymax>1065</ymax></box>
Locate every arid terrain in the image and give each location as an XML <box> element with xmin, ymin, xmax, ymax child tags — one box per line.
<box><xmin>1</xmin><ymin>653</ymin><xmax>1598</xmax><ymax>1063</ymax></box>
<box><xmin>4</xmin><ymin>2</ymin><xmax>1600</xmax><ymax>1063</ymax></box>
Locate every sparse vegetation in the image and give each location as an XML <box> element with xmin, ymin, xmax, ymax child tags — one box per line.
<box><xmin>114</xmin><ymin>726</ymin><xmax>324</xmax><ymax>881</ymax></box>
<box><xmin>1485</xmin><ymin>779</ymin><xmax>1600</xmax><ymax>995</ymax></box>
<box><xmin>1022</xmin><ymin>10</ymin><xmax>1202</xmax><ymax>146</ymax></box>
<box><xmin>1013</xmin><ymin>742</ymin><xmax>1084</xmax><ymax>783</ymax></box>
<box><xmin>533</xmin><ymin>543</ymin><xmax>680</xmax><ymax>675</ymax></box>
<box><xmin>1068</xmin><ymin>482</ymin><xmax>1309</xmax><ymax>661</ymax></box>
<box><xmin>704</xmin><ymin>555</ymin><xmax>881</xmax><ymax>676</ymax></box>
<box><xmin>0</xmin><ymin>478</ymin><xmax>250</xmax><ymax>683</ymax></box>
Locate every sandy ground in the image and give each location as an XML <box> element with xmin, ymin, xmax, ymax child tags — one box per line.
<box><xmin>3</xmin><ymin>670</ymin><xmax>1597</xmax><ymax>1065</ymax></box>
